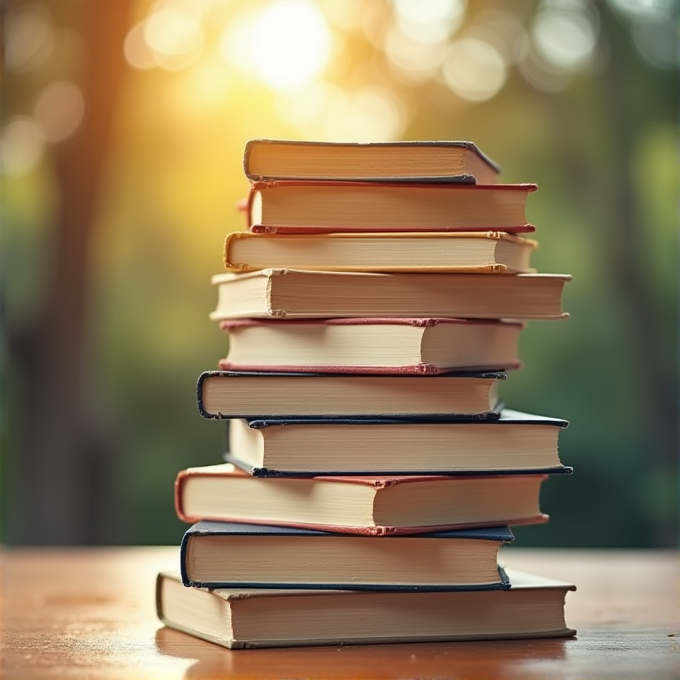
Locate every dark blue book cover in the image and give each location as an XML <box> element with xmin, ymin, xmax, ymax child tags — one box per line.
<box><xmin>180</xmin><ymin>520</ymin><xmax>514</xmax><ymax>591</ymax></box>
<box><xmin>197</xmin><ymin>369</ymin><xmax>506</xmax><ymax>420</ymax></box>
<box><xmin>224</xmin><ymin>409</ymin><xmax>573</xmax><ymax>477</ymax></box>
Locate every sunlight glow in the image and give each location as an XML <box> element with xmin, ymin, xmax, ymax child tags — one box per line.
<box><xmin>172</xmin><ymin>55</ymin><xmax>233</xmax><ymax>111</ymax></box>
<box><xmin>393</xmin><ymin>0</ymin><xmax>465</xmax><ymax>25</ymax></box>
<box><xmin>275</xmin><ymin>83</ymin><xmax>407</xmax><ymax>141</ymax></box>
<box><xmin>275</xmin><ymin>82</ymin><xmax>332</xmax><ymax>127</ymax></box>
<box><xmin>344</xmin><ymin>88</ymin><xmax>406</xmax><ymax>141</ymax></box>
<box><xmin>218</xmin><ymin>11</ymin><xmax>258</xmax><ymax>71</ymax></box>
<box><xmin>145</xmin><ymin>8</ymin><xmax>203</xmax><ymax>56</ymax></box>
<box><xmin>144</xmin><ymin>7</ymin><xmax>205</xmax><ymax>70</ymax></box>
<box><xmin>218</xmin><ymin>1</ymin><xmax>332</xmax><ymax>91</ymax></box>
<box><xmin>392</xmin><ymin>0</ymin><xmax>466</xmax><ymax>44</ymax></box>
<box><xmin>321</xmin><ymin>87</ymin><xmax>406</xmax><ymax>141</ymax></box>
<box><xmin>250</xmin><ymin>0</ymin><xmax>332</xmax><ymax>91</ymax></box>
<box><xmin>322</xmin><ymin>0</ymin><xmax>367</xmax><ymax>30</ymax></box>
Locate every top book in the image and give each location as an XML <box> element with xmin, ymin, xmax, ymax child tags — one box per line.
<box><xmin>243</xmin><ymin>139</ymin><xmax>501</xmax><ymax>184</ymax></box>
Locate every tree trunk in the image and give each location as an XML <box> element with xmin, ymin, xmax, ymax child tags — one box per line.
<box><xmin>8</xmin><ymin>0</ymin><xmax>132</xmax><ymax>544</ymax></box>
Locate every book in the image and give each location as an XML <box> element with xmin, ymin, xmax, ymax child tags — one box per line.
<box><xmin>247</xmin><ymin>181</ymin><xmax>537</xmax><ymax>234</ymax></box>
<box><xmin>174</xmin><ymin>463</ymin><xmax>550</xmax><ymax>533</ymax></box>
<box><xmin>243</xmin><ymin>139</ymin><xmax>502</xmax><ymax>184</ymax></box>
<box><xmin>209</xmin><ymin>269</ymin><xmax>571</xmax><ymax>321</ymax></box>
<box><xmin>180</xmin><ymin>520</ymin><xmax>514</xmax><ymax>590</ymax></box>
<box><xmin>218</xmin><ymin>318</ymin><xmax>524</xmax><ymax>374</ymax></box>
<box><xmin>225</xmin><ymin>409</ymin><xmax>571</xmax><ymax>477</ymax></box>
<box><xmin>196</xmin><ymin>370</ymin><xmax>505</xmax><ymax>420</ymax></box>
<box><xmin>156</xmin><ymin>568</ymin><xmax>576</xmax><ymax>648</ymax></box>
<box><xmin>222</xmin><ymin>231</ymin><xmax>538</xmax><ymax>274</ymax></box>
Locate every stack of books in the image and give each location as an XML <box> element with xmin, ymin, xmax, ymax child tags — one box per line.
<box><xmin>156</xmin><ymin>139</ymin><xmax>576</xmax><ymax>649</ymax></box>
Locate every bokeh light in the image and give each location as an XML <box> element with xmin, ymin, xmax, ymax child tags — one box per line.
<box><xmin>384</xmin><ymin>25</ymin><xmax>448</xmax><ymax>83</ymax></box>
<box><xmin>1</xmin><ymin>117</ymin><xmax>46</xmax><ymax>176</ymax></box>
<box><xmin>631</xmin><ymin>14</ymin><xmax>678</xmax><ymax>69</ymax></box>
<box><xmin>442</xmin><ymin>38</ymin><xmax>508</xmax><ymax>102</ymax></box>
<box><xmin>124</xmin><ymin>21</ymin><xmax>157</xmax><ymax>70</ymax></box>
<box><xmin>516</xmin><ymin>38</ymin><xmax>573</xmax><ymax>92</ymax></box>
<box><xmin>217</xmin><ymin>10</ymin><xmax>258</xmax><ymax>72</ymax></box>
<box><xmin>33</xmin><ymin>80</ymin><xmax>85</xmax><ymax>143</ymax></box>
<box><xmin>5</xmin><ymin>3</ymin><xmax>55</xmax><ymax>73</ymax></box>
<box><xmin>275</xmin><ymin>82</ymin><xmax>407</xmax><ymax>141</ymax></box>
<box><xmin>531</xmin><ymin>6</ymin><xmax>598</xmax><ymax>72</ymax></box>
<box><xmin>274</xmin><ymin>82</ymin><xmax>335</xmax><ymax>128</ymax></box>
<box><xmin>392</xmin><ymin>0</ymin><xmax>467</xmax><ymax>44</ymax></box>
<box><xmin>144</xmin><ymin>6</ymin><xmax>205</xmax><ymax>70</ymax></box>
<box><xmin>339</xmin><ymin>87</ymin><xmax>407</xmax><ymax>140</ymax></box>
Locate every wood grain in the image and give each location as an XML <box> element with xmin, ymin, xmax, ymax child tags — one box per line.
<box><xmin>1</xmin><ymin>547</ymin><xmax>678</xmax><ymax>679</ymax></box>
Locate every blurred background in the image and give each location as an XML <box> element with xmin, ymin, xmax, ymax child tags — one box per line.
<box><xmin>1</xmin><ymin>0</ymin><xmax>677</xmax><ymax>547</ymax></box>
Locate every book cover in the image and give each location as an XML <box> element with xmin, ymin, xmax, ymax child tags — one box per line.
<box><xmin>224</xmin><ymin>408</ymin><xmax>572</xmax><ymax>477</ymax></box>
<box><xmin>179</xmin><ymin>520</ymin><xmax>514</xmax><ymax>590</ymax></box>
<box><xmin>246</xmin><ymin>181</ymin><xmax>538</xmax><ymax>234</ymax></box>
<box><xmin>196</xmin><ymin>369</ymin><xmax>506</xmax><ymax>420</ymax></box>
<box><xmin>217</xmin><ymin>317</ymin><xmax>525</xmax><ymax>374</ymax></box>
<box><xmin>209</xmin><ymin>269</ymin><xmax>571</xmax><ymax>321</ymax></box>
<box><xmin>243</xmin><ymin>139</ymin><xmax>502</xmax><ymax>184</ymax></box>
<box><xmin>156</xmin><ymin>568</ymin><xmax>576</xmax><ymax>649</ymax></box>
<box><xmin>173</xmin><ymin>463</ymin><xmax>550</xmax><ymax>533</ymax></box>
<box><xmin>222</xmin><ymin>231</ymin><xmax>538</xmax><ymax>274</ymax></box>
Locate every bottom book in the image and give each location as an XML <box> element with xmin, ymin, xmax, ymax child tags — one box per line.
<box><xmin>156</xmin><ymin>568</ymin><xmax>576</xmax><ymax>649</ymax></box>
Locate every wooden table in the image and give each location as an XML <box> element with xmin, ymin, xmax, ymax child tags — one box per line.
<box><xmin>1</xmin><ymin>547</ymin><xmax>678</xmax><ymax>679</ymax></box>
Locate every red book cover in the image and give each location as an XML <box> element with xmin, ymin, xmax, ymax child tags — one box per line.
<box><xmin>174</xmin><ymin>464</ymin><xmax>549</xmax><ymax>535</ymax></box>
<box><xmin>246</xmin><ymin>180</ymin><xmax>538</xmax><ymax>234</ymax></box>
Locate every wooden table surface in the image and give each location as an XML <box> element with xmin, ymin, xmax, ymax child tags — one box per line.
<box><xmin>1</xmin><ymin>547</ymin><xmax>678</xmax><ymax>679</ymax></box>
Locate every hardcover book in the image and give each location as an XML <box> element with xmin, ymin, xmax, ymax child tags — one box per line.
<box><xmin>174</xmin><ymin>463</ymin><xmax>550</xmax><ymax>533</ymax></box>
<box><xmin>156</xmin><ymin>568</ymin><xmax>576</xmax><ymax>649</ymax></box>
<box><xmin>222</xmin><ymin>231</ymin><xmax>537</xmax><ymax>273</ymax></box>
<box><xmin>225</xmin><ymin>409</ymin><xmax>571</xmax><ymax>477</ymax></box>
<box><xmin>196</xmin><ymin>370</ymin><xmax>505</xmax><ymax>420</ymax></box>
<box><xmin>247</xmin><ymin>181</ymin><xmax>537</xmax><ymax>234</ymax></box>
<box><xmin>209</xmin><ymin>269</ymin><xmax>571</xmax><ymax>321</ymax></box>
<box><xmin>243</xmin><ymin>139</ymin><xmax>501</xmax><ymax>184</ymax></box>
<box><xmin>180</xmin><ymin>520</ymin><xmax>514</xmax><ymax>590</ymax></box>
<box><xmin>218</xmin><ymin>318</ymin><xmax>524</xmax><ymax>374</ymax></box>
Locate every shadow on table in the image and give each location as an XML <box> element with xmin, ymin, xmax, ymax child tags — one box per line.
<box><xmin>155</xmin><ymin>625</ymin><xmax>571</xmax><ymax>680</ymax></box>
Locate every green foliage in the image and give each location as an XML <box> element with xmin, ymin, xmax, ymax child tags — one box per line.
<box><xmin>3</xmin><ymin>0</ymin><xmax>677</xmax><ymax>546</ymax></box>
